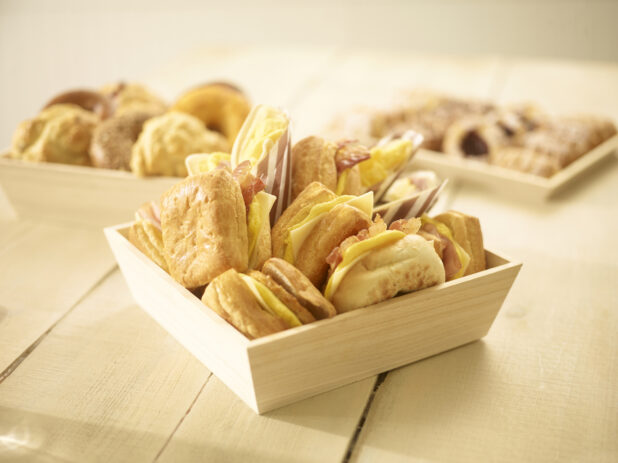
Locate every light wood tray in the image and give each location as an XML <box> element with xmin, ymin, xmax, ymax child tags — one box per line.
<box><xmin>410</xmin><ymin>134</ymin><xmax>618</xmax><ymax>201</ymax></box>
<box><xmin>0</xmin><ymin>154</ymin><xmax>177</xmax><ymax>227</ymax></box>
<box><xmin>105</xmin><ymin>223</ymin><xmax>522</xmax><ymax>414</ymax></box>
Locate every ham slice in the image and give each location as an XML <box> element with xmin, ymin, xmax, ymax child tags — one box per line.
<box><xmin>419</xmin><ymin>222</ymin><xmax>461</xmax><ymax>279</ymax></box>
<box><xmin>233</xmin><ymin>161</ymin><xmax>266</xmax><ymax>211</ymax></box>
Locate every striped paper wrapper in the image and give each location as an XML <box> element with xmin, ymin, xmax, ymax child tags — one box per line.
<box><xmin>253</xmin><ymin>127</ymin><xmax>292</xmax><ymax>225</ymax></box>
<box><xmin>373</xmin><ymin>179</ymin><xmax>448</xmax><ymax>225</ymax></box>
<box><xmin>371</xmin><ymin>130</ymin><xmax>424</xmax><ymax>204</ymax></box>
<box><xmin>231</xmin><ymin>105</ymin><xmax>293</xmax><ymax>226</ymax></box>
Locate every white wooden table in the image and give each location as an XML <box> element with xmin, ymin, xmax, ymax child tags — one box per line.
<box><xmin>0</xmin><ymin>47</ymin><xmax>616</xmax><ymax>462</ymax></box>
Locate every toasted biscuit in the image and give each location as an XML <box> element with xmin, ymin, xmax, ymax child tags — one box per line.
<box><xmin>262</xmin><ymin>258</ymin><xmax>336</xmax><ymax>319</ymax></box>
<box><xmin>271</xmin><ymin>182</ymin><xmax>337</xmax><ymax>258</ymax></box>
<box><xmin>434</xmin><ymin>210</ymin><xmax>485</xmax><ymax>274</ymax></box>
<box><xmin>248</xmin><ymin>271</ymin><xmax>316</xmax><ymax>324</ymax></box>
<box><xmin>161</xmin><ymin>169</ymin><xmax>248</xmax><ymax>288</ymax></box>
<box><xmin>296</xmin><ymin>203</ymin><xmax>372</xmax><ymax>288</ymax></box>
<box><xmin>291</xmin><ymin>136</ymin><xmax>338</xmax><ymax>199</ymax></box>
<box><xmin>128</xmin><ymin>220</ymin><xmax>168</xmax><ymax>271</ymax></box>
<box><xmin>202</xmin><ymin>269</ymin><xmax>287</xmax><ymax>339</ymax></box>
<box><xmin>340</xmin><ymin>165</ymin><xmax>363</xmax><ymax>195</ymax></box>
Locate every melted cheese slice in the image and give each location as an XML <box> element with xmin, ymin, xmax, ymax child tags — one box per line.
<box><xmin>335</xmin><ymin>169</ymin><xmax>349</xmax><ymax>195</ymax></box>
<box><xmin>323</xmin><ymin>230</ymin><xmax>406</xmax><ymax>301</ymax></box>
<box><xmin>247</xmin><ymin>191</ymin><xmax>276</xmax><ymax>259</ymax></box>
<box><xmin>358</xmin><ymin>139</ymin><xmax>412</xmax><ymax>188</ymax></box>
<box><xmin>284</xmin><ymin>191</ymin><xmax>374</xmax><ymax>263</ymax></box>
<box><xmin>185</xmin><ymin>152</ymin><xmax>230</xmax><ymax>176</ymax></box>
<box><xmin>239</xmin><ymin>274</ymin><xmax>301</xmax><ymax>327</ymax></box>
<box><xmin>421</xmin><ymin>215</ymin><xmax>470</xmax><ymax>279</ymax></box>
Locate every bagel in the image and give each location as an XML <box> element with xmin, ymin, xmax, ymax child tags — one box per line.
<box><xmin>172</xmin><ymin>82</ymin><xmax>251</xmax><ymax>146</ymax></box>
<box><xmin>43</xmin><ymin>89</ymin><xmax>112</xmax><ymax>119</ymax></box>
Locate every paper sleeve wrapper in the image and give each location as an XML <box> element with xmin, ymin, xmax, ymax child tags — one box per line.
<box><xmin>370</xmin><ymin>130</ymin><xmax>425</xmax><ymax>203</ymax></box>
<box><xmin>231</xmin><ymin>105</ymin><xmax>293</xmax><ymax>226</ymax></box>
<box><xmin>373</xmin><ymin>179</ymin><xmax>448</xmax><ymax>225</ymax></box>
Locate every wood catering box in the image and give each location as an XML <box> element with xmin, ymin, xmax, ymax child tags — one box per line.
<box><xmin>410</xmin><ymin>134</ymin><xmax>618</xmax><ymax>201</ymax></box>
<box><xmin>105</xmin><ymin>223</ymin><xmax>522</xmax><ymax>414</ymax></box>
<box><xmin>0</xmin><ymin>155</ymin><xmax>177</xmax><ymax>227</ymax></box>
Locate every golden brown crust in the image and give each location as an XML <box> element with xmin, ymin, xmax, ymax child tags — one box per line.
<box><xmin>161</xmin><ymin>169</ymin><xmax>248</xmax><ymax>288</ymax></box>
<box><xmin>43</xmin><ymin>90</ymin><xmax>112</xmax><ymax>119</ymax></box>
<box><xmin>130</xmin><ymin>112</ymin><xmax>228</xmax><ymax>177</ymax></box>
<box><xmin>202</xmin><ymin>269</ymin><xmax>287</xmax><ymax>339</ymax></box>
<box><xmin>261</xmin><ymin>258</ymin><xmax>336</xmax><ymax>319</ymax></box>
<box><xmin>247</xmin><ymin>271</ymin><xmax>316</xmax><ymax>324</ymax></box>
<box><xmin>271</xmin><ymin>182</ymin><xmax>337</xmax><ymax>258</ymax></box>
<box><xmin>172</xmin><ymin>83</ymin><xmax>251</xmax><ymax>146</ymax></box>
<box><xmin>341</xmin><ymin>165</ymin><xmax>363</xmax><ymax>195</ymax></box>
<box><xmin>128</xmin><ymin>220</ymin><xmax>168</xmax><ymax>271</ymax></box>
<box><xmin>11</xmin><ymin>104</ymin><xmax>98</xmax><ymax>166</ymax></box>
<box><xmin>291</xmin><ymin>136</ymin><xmax>338</xmax><ymax>199</ymax></box>
<box><xmin>296</xmin><ymin>203</ymin><xmax>372</xmax><ymax>288</ymax></box>
<box><xmin>434</xmin><ymin>210</ymin><xmax>485</xmax><ymax>275</ymax></box>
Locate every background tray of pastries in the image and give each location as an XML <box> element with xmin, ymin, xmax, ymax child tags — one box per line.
<box><xmin>0</xmin><ymin>81</ymin><xmax>250</xmax><ymax>226</ymax></box>
<box><xmin>331</xmin><ymin>90</ymin><xmax>618</xmax><ymax>201</ymax></box>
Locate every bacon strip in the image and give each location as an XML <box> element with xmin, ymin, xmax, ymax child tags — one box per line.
<box><xmin>388</xmin><ymin>217</ymin><xmax>421</xmax><ymax>234</ymax></box>
<box><xmin>334</xmin><ymin>140</ymin><xmax>371</xmax><ymax>173</ymax></box>
<box><xmin>233</xmin><ymin>160</ymin><xmax>266</xmax><ymax>211</ymax></box>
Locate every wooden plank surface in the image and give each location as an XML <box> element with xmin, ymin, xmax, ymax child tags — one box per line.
<box><xmin>0</xmin><ymin>48</ymin><xmax>617</xmax><ymax>463</ymax></box>
<box><xmin>346</xmin><ymin>62</ymin><xmax>618</xmax><ymax>462</ymax></box>
<box><xmin>0</xmin><ymin>221</ymin><xmax>116</xmax><ymax>375</ymax></box>
<box><xmin>0</xmin><ymin>271</ymin><xmax>209</xmax><ymax>462</ymax></box>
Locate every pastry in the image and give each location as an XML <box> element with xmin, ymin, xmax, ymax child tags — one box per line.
<box><xmin>43</xmin><ymin>89</ymin><xmax>112</xmax><ymax>119</ymax></box>
<box><xmin>324</xmin><ymin>216</ymin><xmax>445</xmax><ymax>312</ymax></box>
<box><xmin>271</xmin><ymin>182</ymin><xmax>374</xmax><ymax>287</ymax></box>
<box><xmin>291</xmin><ymin>136</ymin><xmax>367</xmax><ymax>199</ymax></box>
<box><xmin>261</xmin><ymin>258</ymin><xmax>336</xmax><ymax>319</ymax></box>
<box><xmin>101</xmin><ymin>82</ymin><xmax>167</xmax><ymax>115</ymax></box>
<box><xmin>173</xmin><ymin>82</ymin><xmax>251</xmax><ymax>146</ymax></box>
<box><xmin>130</xmin><ymin>111</ymin><xmax>228</xmax><ymax>177</ymax></box>
<box><xmin>90</xmin><ymin>109</ymin><xmax>161</xmax><ymax>170</ymax></box>
<box><xmin>202</xmin><ymin>266</ymin><xmax>319</xmax><ymax>339</ymax></box>
<box><xmin>419</xmin><ymin>211</ymin><xmax>485</xmax><ymax>280</ymax></box>
<box><xmin>128</xmin><ymin>201</ymin><xmax>167</xmax><ymax>271</ymax></box>
<box><xmin>160</xmin><ymin>169</ymin><xmax>248</xmax><ymax>288</ymax></box>
<box><xmin>11</xmin><ymin>104</ymin><xmax>98</xmax><ymax>165</ymax></box>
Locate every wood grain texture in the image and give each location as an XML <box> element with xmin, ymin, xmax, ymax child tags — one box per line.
<box><xmin>348</xmin><ymin>91</ymin><xmax>618</xmax><ymax>462</ymax></box>
<box><xmin>107</xmin><ymin>222</ymin><xmax>519</xmax><ymax>413</ymax></box>
<box><xmin>0</xmin><ymin>222</ymin><xmax>116</xmax><ymax>374</ymax></box>
<box><xmin>157</xmin><ymin>374</ymin><xmax>377</xmax><ymax>463</ymax></box>
<box><xmin>0</xmin><ymin>271</ymin><xmax>209</xmax><ymax>463</ymax></box>
<box><xmin>0</xmin><ymin>156</ymin><xmax>177</xmax><ymax>228</ymax></box>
